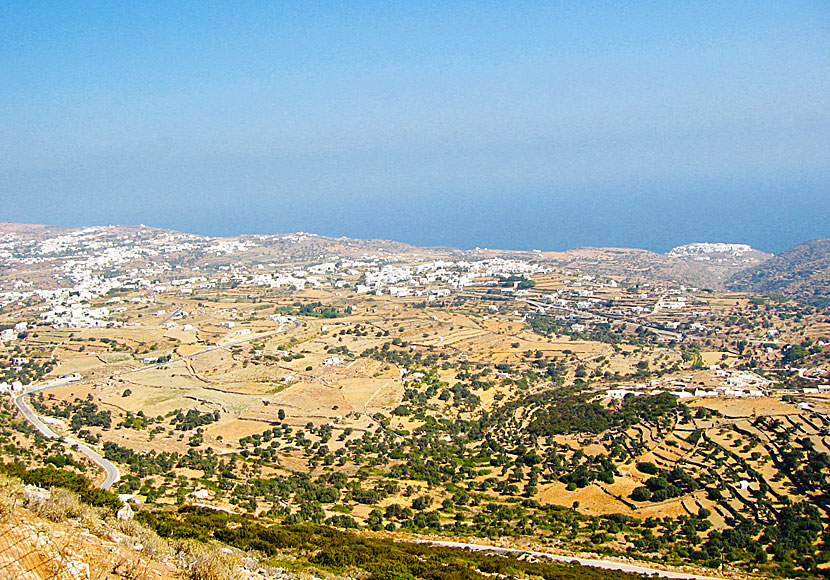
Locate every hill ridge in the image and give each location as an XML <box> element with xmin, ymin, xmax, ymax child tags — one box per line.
<box><xmin>727</xmin><ymin>238</ymin><xmax>830</xmax><ymax>309</ymax></box>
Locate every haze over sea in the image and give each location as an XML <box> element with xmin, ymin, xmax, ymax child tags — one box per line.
<box><xmin>9</xmin><ymin>171</ymin><xmax>827</xmax><ymax>255</ymax></box>
<box><xmin>2</xmin><ymin>3</ymin><xmax>828</xmax><ymax>253</ymax></box>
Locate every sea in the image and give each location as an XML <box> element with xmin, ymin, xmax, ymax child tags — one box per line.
<box><xmin>170</xmin><ymin>174</ymin><xmax>829</xmax><ymax>255</ymax></box>
<box><xmin>8</xmin><ymin>171</ymin><xmax>828</xmax><ymax>255</ymax></box>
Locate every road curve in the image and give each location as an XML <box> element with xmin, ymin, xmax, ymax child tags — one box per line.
<box><xmin>408</xmin><ymin>539</ymin><xmax>730</xmax><ymax>580</ymax></box>
<box><xmin>13</xmin><ymin>387</ymin><xmax>121</xmax><ymax>490</ymax></box>
<box><xmin>8</xmin><ymin>319</ymin><xmax>302</xmax><ymax>491</ymax></box>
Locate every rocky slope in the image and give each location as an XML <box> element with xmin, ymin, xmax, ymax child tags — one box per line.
<box><xmin>0</xmin><ymin>475</ymin><xmax>309</xmax><ymax>580</ymax></box>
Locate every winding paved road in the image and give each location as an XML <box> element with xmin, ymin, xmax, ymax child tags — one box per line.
<box><xmin>13</xmin><ymin>383</ymin><xmax>121</xmax><ymax>490</ymax></box>
<box><xmin>10</xmin><ymin>319</ymin><xmax>302</xmax><ymax>491</ymax></box>
<box><xmin>409</xmin><ymin>539</ymin><xmax>731</xmax><ymax>580</ymax></box>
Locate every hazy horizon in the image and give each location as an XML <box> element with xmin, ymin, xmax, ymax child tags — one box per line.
<box><xmin>2</xmin><ymin>3</ymin><xmax>828</xmax><ymax>253</ymax></box>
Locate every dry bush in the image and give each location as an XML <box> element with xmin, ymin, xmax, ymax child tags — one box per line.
<box><xmin>173</xmin><ymin>540</ymin><xmax>242</xmax><ymax>580</ymax></box>
<box><xmin>0</xmin><ymin>474</ymin><xmax>22</xmax><ymax>517</ymax></box>
<box><xmin>109</xmin><ymin>515</ymin><xmax>171</xmax><ymax>560</ymax></box>
<box><xmin>24</xmin><ymin>486</ymin><xmax>106</xmax><ymax>531</ymax></box>
<box><xmin>109</xmin><ymin>553</ymin><xmax>154</xmax><ymax>580</ymax></box>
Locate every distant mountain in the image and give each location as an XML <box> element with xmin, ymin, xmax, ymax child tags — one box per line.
<box><xmin>541</xmin><ymin>243</ymin><xmax>771</xmax><ymax>290</ymax></box>
<box><xmin>727</xmin><ymin>239</ymin><xmax>830</xmax><ymax>309</ymax></box>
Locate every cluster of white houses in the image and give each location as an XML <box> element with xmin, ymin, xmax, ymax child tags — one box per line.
<box><xmin>350</xmin><ymin>258</ymin><xmax>549</xmax><ymax>298</ymax></box>
<box><xmin>3</xmin><ymin>225</ymin><xmax>561</xmax><ymax>330</ymax></box>
<box><xmin>606</xmin><ymin>385</ymin><xmax>766</xmax><ymax>401</ymax></box>
<box><xmin>605</xmin><ymin>370</ymin><xmax>771</xmax><ymax>401</ymax></box>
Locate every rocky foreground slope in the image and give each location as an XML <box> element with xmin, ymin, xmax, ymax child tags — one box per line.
<box><xmin>0</xmin><ymin>475</ymin><xmax>310</xmax><ymax>580</ymax></box>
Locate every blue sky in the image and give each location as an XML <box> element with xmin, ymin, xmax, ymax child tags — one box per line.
<box><xmin>1</xmin><ymin>2</ymin><xmax>828</xmax><ymax>252</ymax></box>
